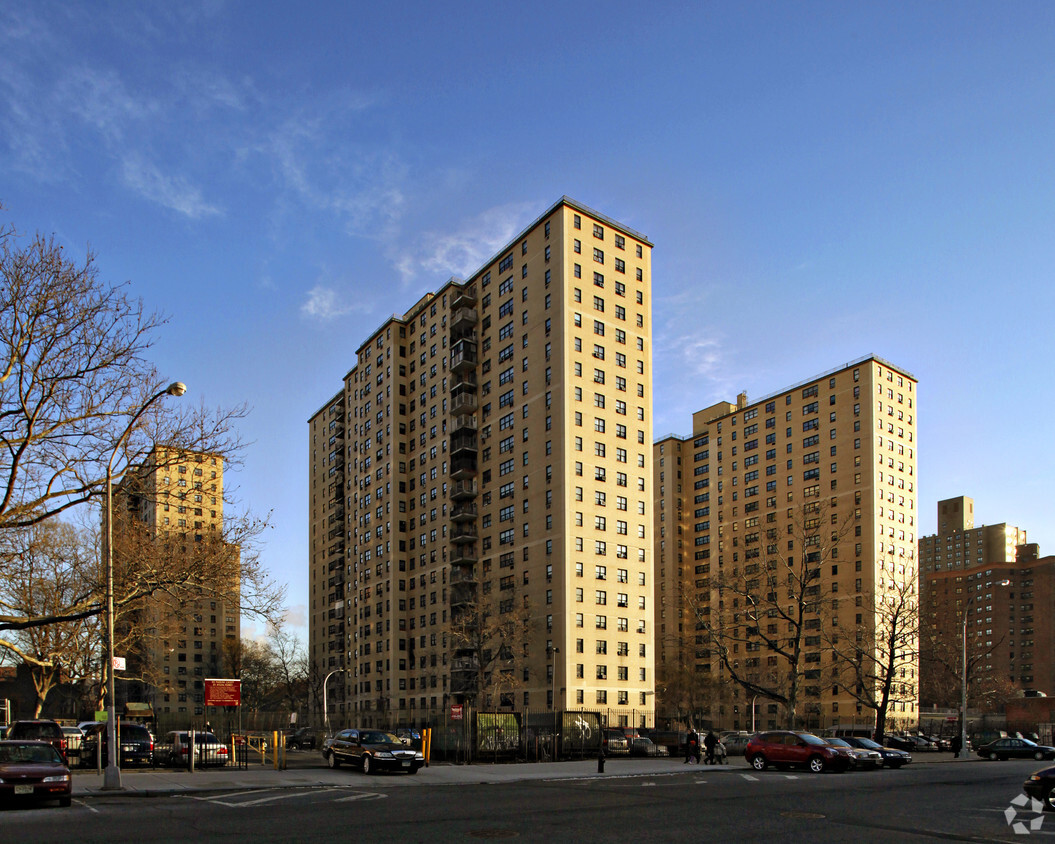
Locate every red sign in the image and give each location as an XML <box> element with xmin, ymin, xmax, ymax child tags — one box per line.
<box><xmin>204</xmin><ymin>678</ymin><xmax>241</xmax><ymax>707</ymax></box>
<box><xmin>450</xmin><ymin>704</ymin><xmax>463</xmax><ymax>721</ymax></box>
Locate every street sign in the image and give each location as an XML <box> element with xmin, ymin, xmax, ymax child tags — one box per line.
<box><xmin>451</xmin><ymin>704</ymin><xmax>463</xmax><ymax>721</ymax></box>
<box><xmin>204</xmin><ymin>678</ymin><xmax>241</xmax><ymax>707</ymax></box>
<box><xmin>112</xmin><ymin>657</ymin><xmax>126</xmax><ymax>671</ymax></box>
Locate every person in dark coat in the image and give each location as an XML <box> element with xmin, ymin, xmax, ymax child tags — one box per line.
<box><xmin>703</xmin><ymin>730</ymin><xmax>719</xmax><ymax>765</ymax></box>
<box><xmin>685</xmin><ymin>729</ymin><xmax>699</xmax><ymax>763</ymax></box>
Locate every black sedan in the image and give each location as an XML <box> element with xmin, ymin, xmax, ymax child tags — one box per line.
<box><xmin>978</xmin><ymin>737</ymin><xmax>1055</xmax><ymax>761</ymax></box>
<box><xmin>1024</xmin><ymin>766</ymin><xmax>1055</xmax><ymax>810</ymax></box>
<box><xmin>323</xmin><ymin>729</ymin><xmax>423</xmax><ymax>774</ymax></box>
<box><xmin>844</xmin><ymin>736</ymin><xmax>912</xmax><ymax>768</ymax></box>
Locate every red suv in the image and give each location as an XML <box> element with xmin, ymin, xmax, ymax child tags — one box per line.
<box><xmin>745</xmin><ymin>730</ymin><xmax>850</xmax><ymax>773</ymax></box>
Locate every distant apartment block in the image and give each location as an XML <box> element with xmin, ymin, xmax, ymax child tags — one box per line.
<box><xmin>111</xmin><ymin>447</ymin><xmax>240</xmax><ymax>717</ymax></box>
<box><xmin>919</xmin><ymin>496</ymin><xmax>1052</xmax><ymax>698</ymax></box>
<box><xmin>309</xmin><ymin>198</ymin><xmax>656</xmax><ymax>727</ymax></box>
<box><xmin>655</xmin><ymin>356</ymin><xmax>919</xmax><ymax>731</ymax></box>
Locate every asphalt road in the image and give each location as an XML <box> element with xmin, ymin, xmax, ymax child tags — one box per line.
<box><xmin>4</xmin><ymin>758</ymin><xmax>1049</xmax><ymax>843</ymax></box>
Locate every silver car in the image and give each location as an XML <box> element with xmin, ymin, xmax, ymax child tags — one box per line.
<box><xmin>158</xmin><ymin>731</ymin><xmax>230</xmax><ymax>767</ymax></box>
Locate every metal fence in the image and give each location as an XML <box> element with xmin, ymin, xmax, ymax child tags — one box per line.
<box><xmin>319</xmin><ymin>706</ymin><xmax>656</xmax><ymax>765</ymax></box>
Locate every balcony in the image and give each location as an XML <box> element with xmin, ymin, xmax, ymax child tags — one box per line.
<box><xmin>450</xmin><ymin>544</ymin><xmax>479</xmax><ymax>566</ymax></box>
<box><xmin>451</xmin><ymin>370</ymin><xmax>478</xmax><ymax>393</ymax></box>
<box><xmin>451</xmin><ymin>414</ymin><xmax>477</xmax><ymax>433</ymax></box>
<box><xmin>450</xmin><ymin>581</ymin><xmax>478</xmax><ymax>608</ymax></box>
<box><xmin>451</xmin><ymin>503</ymin><xmax>477</xmax><ymax>522</ymax></box>
<box><xmin>450</xmin><ymin>435</ymin><xmax>478</xmax><ymax>457</ymax></box>
<box><xmin>449</xmin><ymin>565</ymin><xmax>477</xmax><ymax>585</ymax></box>
<box><xmin>450</xmin><ymin>480</ymin><xmax>477</xmax><ymax>500</ymax></box>
<box><xmin>451</xmin><ymin>288</ymin><xmax>476</xmax><ymax>310</ymax></box>
<box><xmin>451</xmin><ymin>308</ymin><xmax>478</xmax><ymax>332</ymax></box>
<box><xmin>450</xmin><ymin>523</ymin><xmax>478</xmax><ymax>543</ymax></box>
<box><xmin>451</xmin><ymin>393</ymin><xmax>478</xmax><ymax>414</ymax></box>
<box><xmin>450</xmin><ymin>458</ymin><xmax>477</xmax><ymax>481</ymax></box>
<box><xmin>450</xmin><ymin>343</ymin><xmax>478</xmax><ymax>373</ymax></box>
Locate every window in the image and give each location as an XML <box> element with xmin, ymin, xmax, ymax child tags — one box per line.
<box><xmin>593</xmin><ymin>248</ymin><xmax>604</xmax><ymax>264</ymax></box>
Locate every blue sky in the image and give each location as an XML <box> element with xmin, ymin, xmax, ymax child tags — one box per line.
<box><xmin>3</xmin><ymin>1</ymin><xmax>1054</xmax><ymax>642</ymax></box>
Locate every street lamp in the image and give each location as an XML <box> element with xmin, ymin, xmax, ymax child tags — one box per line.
<box><xmin>103</xmin><ymin>381</ymin><xmax>186</xmax><ymax>790</ymax></box>
<box><xmin>550</xmin><ymin>647</ymin><xmax>560</xmax><ymax>712</ymax></box>
<box><xmin>751</xmin><ymin>695</ymin><xmax>759</xmax><ymax>733</ymax></box>
<box><xmin>959</xmin><ymin>579</ymin><xmax>1010</xmax><ymax>760</ymax></box>
<box><xmin>323</xmin><ymin>668</ymin><xmax>347</xmax><ymax>736</ymax></box>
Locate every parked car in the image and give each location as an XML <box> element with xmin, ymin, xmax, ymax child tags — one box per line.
<box><xmin>825</xmin><ymin>737</ymin><xmax>882</xmax><ymax>769</ymax></box>
<box><xmin>719</xmin><ymin>732</ymin><xmax>752</xmax><ymax>756</ymax></box>
<box><xmin>285</xmin><ymin>727</ymin><xmax>317</xmax><ymax>751</ymax></box>
<box><xmin>82</xmin><ymin>722</ymin><xmax>154</xmax><ymax>767</ymax></box>
<box><xmin>745</xmin><ymin>730</ymin><xmax>851</xmax><ymax>773</ymax></box>
<box><xmin>843</xmin><ymin>736</ymin><xmax>911</xmax><ymax>768</ymax></box>
<box><xmin>1024</xmin><ymin>765</ymin><xmax>1055</xmax><ymax>811</ymax></box>
<box><xmin>603</xmin><ymin>729</ymin><xmax>629</xmax><ymax>756</ymax></box>
<box><xmin>5</xmin><ymin>720</ymin><xmax>68</xmax><ymax>763</ymax></box>
<box><xmin>0</xmin><ymin>740</ymin><xmax>72</xmax><ymax>807</ymax></box>
<box><xmin>158</xmin><ymin>731</ymin><xmax>229</xmax><ymax>767</ymax></box>
<box><xmin>628</xmin><ymin>736</ymin><xmax>668</xmax><ymax>757</ymax></box>
<box><xmin>61</xmin><ymin>726</ymin><xmax>84</xmax><ymax>766</ymax></box>
<box><xmin>977</xmin><ymin>737</ymin><xmax>1055</xmax><ymax>761</ymax></box>
<box><xmin>884</xmin><ymin>734</ymin><xmax>918</xmax><ymax>752</ymax></box>
<box><xmin>323</xmin><ymin>729</ymin><xmax>423</xmax><ymax>774</ymax></box>
<box><xmin>920</xmin><ymin>734</ymin><xmax>950</xmax><ymax>751</ymax></box>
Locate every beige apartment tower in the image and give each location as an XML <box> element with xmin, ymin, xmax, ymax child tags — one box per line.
<box><xmin>655</xmin><ymin>356</ymin><xmax>919</xmax><ymax>732</ymax></box>
<box><xmin>309</xmin><ymin>198</ymin><xmax>655</xmax><ymax>727</ymax></box>
<box><xmin>111</xmin><ymin>447</ymin><xmax>240</xmax><ymax>718</ymax></box>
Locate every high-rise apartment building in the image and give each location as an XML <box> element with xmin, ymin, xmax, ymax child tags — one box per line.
<box><xmin>654</xmin><ymin>356</ymin><xmax>919</xmax><ymax>732</ymax></box>
<box><xmin>919</xmin><ymin>497</ymin><xmax>1051</xmax><ymax>700</ymax></box>
<box><xmin>111</xmin><ymin>447</ymin><xmax>239</xmax><ymax>717</ymax></box>
<box><xmin>309</xmin><ymin>198</ymin><xmax>655</xmax><ymax>727</ymax></box>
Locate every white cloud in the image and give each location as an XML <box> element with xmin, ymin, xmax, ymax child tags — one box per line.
<box><xmin>121</xmin><ymin>155</ymin><xmax>221</xmax><ymax>219</ymax></box>
<box><xmin>398</xmin><ymin>201</ymin><xmax>540</xmax><ymax>283</ymax></box>
<box><xmin>301</xmin><ymin>285</ymin><xmax>355</xmax><ymax>321</ymax></box>
<box><xmin>263</xmin><ymin>106</ymin><xmax>405</xmax><ymax>242</ymax></box>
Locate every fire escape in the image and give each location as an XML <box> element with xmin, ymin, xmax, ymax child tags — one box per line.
<box><xmin>448</xmin><ymin>284</ymin><xmax>480</xmax><ymax>701</ymax></box>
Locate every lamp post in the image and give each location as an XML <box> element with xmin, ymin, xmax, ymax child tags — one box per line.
<box><xmin>551</xmin><ymin>647</ymin><xmax>560</xmax><ymax>712</ymax></box>
<box><xmin>322</xmin><ymin>668</ymin><xmax>346</xmax><ymax>737</ymax></box>
<box><xmin>751</xmin><ymin>695</ymin><xmax>759</xmax><ymax>733</ymax></box>
<box><xmin>959</xmin><ymin>579</ymin><xmax>1010</xmax><ymax>760</ymax></box>
<box><xmin>103</xmin><ymin>382</ymin><xmax>186</xmax><ymax>790</ymax></box>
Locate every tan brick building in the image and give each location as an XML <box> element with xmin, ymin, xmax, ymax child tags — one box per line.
<box><xmin>309</xmin><ymin>198</ymin><xmax>656</xmax><ymax>727</ymax></box>
<box><xmin>111</xmin><ymin>447</ymin><xmax>239</xmax><ymax>718</ymax></box>
<box><xmin>655</xmin><ymin>356</ymin><xmax>919</xmax><ymax>732</ymax></box>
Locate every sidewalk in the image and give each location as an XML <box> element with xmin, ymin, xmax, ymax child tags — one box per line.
<box><xmin>73</xmin><ymin>752</ymin><xmax>975</xmax><ymax>800</ymax></box>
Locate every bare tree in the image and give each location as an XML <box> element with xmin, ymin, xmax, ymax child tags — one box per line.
<box><xmin>448</xmin><ymin>590</ymin><xmax>532</xmax><ymax>710</ymax></box>
<box><xmin>656</xmin><ymin>630</ymin><xmax>717</xmax><ymax>728</ymax></box>
<box><xmin>234</xmin><ymin>638</ymin><xmax>281</xmax><ymax>715</ymax></box>
<box><xmin>0</xmin><ymin>521</ymin><xmax>100</xmax><ymax>715</ymax></box>
<box><xmin>0</xmin><ymin>207</ymin><xmax>278</xmax><ymax>635</ymax></box>
<box><xmin>827</xmin><ymin>572</ymin><xmax>919</xmax><ymax>742</ymax></box>
<box><xmin>920</xmin><ymin>628</ymin><xmax>1011</xmax><ymax>713</ymax></box>
<box><xmin>267</xmin><ymin>623</ymin><xmax>309</xmax><ymax>718</ymax></box>
<box><xmin>697</xmin><ymin>499</ymin><xmax>854</xmax><ymax>729</ymax></box>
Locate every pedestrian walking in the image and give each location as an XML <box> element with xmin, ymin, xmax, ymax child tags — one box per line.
<box><xmin>685</xmin><ymin>729</ymin><xmax>699</xmax><ymax>764</ymax></box>
<box><xmin>703</xmin><ymin>730</ymin><xmax>718</xmax><ymax>765</ymax></box>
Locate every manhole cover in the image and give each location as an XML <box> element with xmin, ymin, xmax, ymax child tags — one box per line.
<box><xmin>467</xmin><ymin>831</ymin><xmax>519</xmax><ymax>839</ymax></box>
<box><xmin>780</xmin><ymin>811</ymin><xmax>826</xmax><ymax>820</ymax></box>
